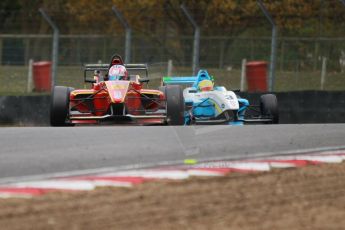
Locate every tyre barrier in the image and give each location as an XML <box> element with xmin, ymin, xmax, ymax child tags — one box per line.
<box><xmin>240</xmin><ymin>91</ymin><xmax>345</xmax><ymax>123</ymax></box>
<box><xmin>0</xmin><ymin>95</ymin><xmax>50</xmax><ymax>126</ymax></box>
<box><xmin>0</xmin><ymin>91</ymin><xmax>345</xmax><ymax>126</ymax></box>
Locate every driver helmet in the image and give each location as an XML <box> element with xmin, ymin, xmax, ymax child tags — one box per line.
<box><xmin>198</xmin><ymin>79</ymin><xmax>214</xmax><ymax>91</ymax></box>
<box><xmin>108</xmin><ymin>65</ymin><xmax>128</xmax><ymax>80</ymax></box>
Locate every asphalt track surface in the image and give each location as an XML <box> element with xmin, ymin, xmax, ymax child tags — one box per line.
<box><xmin>0</xmin><ymin>124</ymin><xmax>345</xmax><ymax>181</ymax></box>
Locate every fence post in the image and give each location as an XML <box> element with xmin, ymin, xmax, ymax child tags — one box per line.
<box><xmin>24</xmin><ymin>38</ymin><xmax>30</xmax><ymax>65</ymax></box>
<box><xmin>112</xmin><ymin>6</ymin><xmax>131</xmax><ymax>63</ymax></box>
<box><xmin>240</xmin><ymin>59</ymin><xmax>247</xmax><ymax>91</ymax></box>
<box><xmin>257</xmin><ymin>0</ymin><xmax>277</xmax><ymax>92</ymax></box>
<box><xmin>181</xmin><ymin>4</ymin><xmax>200</xmax><ymax>75</ymax></box>
<box><xmin>167</xmin><ymin>59</ymin><xmax>173</xmax><ymax>76</ymax></box>
<box><xmin>102</xmin><ymin>37</ymin><xmax>107</xmax><ymax>62</ymax></box>
<box><xmin>0</xmin><ymin>38</ymin><xmax>2</xmax><ymax>65</ymax></box>
<box><xmin>250</xmin><ymin>38</ymin><xmax>254</xmax><ymax>60</ymax></box>
<box><xmin>279</xmin><ymin>39</ymin><xmax>285</xmax><ymax>71</ymax></box>
<box><xmin>27</xmin><ymin>59</ymin><xmax>34</xmax><ymax>92</ymax></box>
<box><xmin>321</xmin><ymin>57</ymin><xmax>327</xmax><ymax>90</ymax></box>
<box><xmin>39</xmin><ymin>8</ymin><xmax>59</xmax><ymax>90</ymax></box>
<box><xmin>313</xmin><ymin>39</ymin><xmax>319</xmax><ymax>71</ymax></box>
<box><xmin>219</xmin><ymin>40</ymin><xmax>225</xmax><ymax>69</ymax></box>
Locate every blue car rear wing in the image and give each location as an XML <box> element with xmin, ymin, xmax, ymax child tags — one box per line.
<box><xmin>162</xmin><ymin>76</ymin><xmax>198</xmax><ymax>86</ymax></box>
<box><xmin>162</xmin><ymin>70</ymin><xmax>214</xmax><ymax>87</ymax></box>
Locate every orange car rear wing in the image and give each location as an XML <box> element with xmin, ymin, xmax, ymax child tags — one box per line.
<box><xmin>83</xmin><ymin>63</ymin><xmax>148</xmax><ymax>83</ymax></box>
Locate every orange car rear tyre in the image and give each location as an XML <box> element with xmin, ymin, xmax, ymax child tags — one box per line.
<box><xmin>166</xmin><ymin>85</ymin><xmax>184</xmax><ymax>125</ymax></box>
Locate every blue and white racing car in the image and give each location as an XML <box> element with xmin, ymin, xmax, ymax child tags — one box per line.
<box><xmin>162</xmin><ymin>70</ymin><xmax>279</xmax><ymax>125</ymax></box>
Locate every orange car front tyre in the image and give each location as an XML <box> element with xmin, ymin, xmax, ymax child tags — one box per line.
<box><xmin>50</xmin><ymin>86</ymin><xmax>71</xmax><ymax>126</ymax></box>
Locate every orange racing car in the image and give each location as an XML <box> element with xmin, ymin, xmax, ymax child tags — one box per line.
<box><xmin>50</xmin><ymin>54</ymin><xmax>184</xmax><ymax>126</ymax></box>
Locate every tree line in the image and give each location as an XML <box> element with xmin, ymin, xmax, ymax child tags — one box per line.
<box><xmin>1</xmin><ymin>0</ymin><xmax>345</xmax><ymax>37</ymax></box>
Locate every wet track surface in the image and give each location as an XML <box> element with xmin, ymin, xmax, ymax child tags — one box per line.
<box><xmin>0</xmin><ymin>124</ymin><xmax>345</xmax><ymax>179</ymax></box>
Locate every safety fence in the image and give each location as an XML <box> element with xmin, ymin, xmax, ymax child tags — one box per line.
<box><xmin>1</xmin><ymin>34</ymin><xmax>344</xmax><ymax>70</ymax></box>
<box><xmin>0</xmin><ymin>34</ymin><xmax>344</xmax><ymax>94</ymax></box>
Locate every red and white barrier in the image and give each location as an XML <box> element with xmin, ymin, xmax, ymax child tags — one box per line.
<box><xmin>1</xmin><ymin>150</ymin><xmax>344</xmax><ymax>199</ymax></box>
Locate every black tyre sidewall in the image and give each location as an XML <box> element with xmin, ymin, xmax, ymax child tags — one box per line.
<box><xmin>50</xmin><ymin>86</ymin><xmax>70</xmax><ymax>126</ymax></box>
<box><xmin>260</xmin><ymin>94</ymin><xmax>279</xmax><ymax>124</ymax></box>
<box><xmin>166</xmin><ymin>85</ymin><xmax>184</xmax><ymax>125</ymax></box>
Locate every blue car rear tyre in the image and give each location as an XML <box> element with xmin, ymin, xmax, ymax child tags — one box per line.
<box><xmin>260</xmin><ymin>94</ymin><xmax>279</xmax><ymax>124</ymax></box>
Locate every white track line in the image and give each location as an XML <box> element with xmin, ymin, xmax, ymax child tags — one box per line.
<box><xmin>102</xmin><ymin>170</ymin><xmax>190</xmax><ymax>180</ymax></box>
<box><xmin>10</xmin><ymin>178</ymin><xmax>137</xmax><ymax>191</ymax></box>
<box><xmin>11</xmin><ymin>180</ymin><xmax>95</xmax><ymax>191</ymax></box>
<box><xmin>194</xmin><ymin>161</ymin><xmax>271</xmax><ymax>171</ymax></box>
<box><xmin>274</xmin><ymin>155</ymin><xmax>343</xmax><ymax>164</ymax></box>
<box><xmin>0</xmin><ymin>193</ymin><xmax>33</xmax><ymax>199</ymax></box>
<box><xmin>268</xmin><ymin>161</ymin><xmax>299</xmax><ymax>168</ymax></box>
<box><xmin>187</xmin><ymin>169</ymin><xmax>226</xmax><ymax>176</ymax></box>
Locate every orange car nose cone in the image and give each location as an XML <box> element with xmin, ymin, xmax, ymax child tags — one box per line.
<box><xmin>105</xmin><ymin>81</ymin><xmax>130</xmax><ymax>103</ymax></box>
